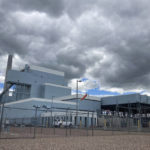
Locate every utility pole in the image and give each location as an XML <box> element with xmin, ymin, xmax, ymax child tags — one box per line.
<box><xmin>42</xmin><ymin>105</ymin><xmax>50</xmax><ymax>127</ymax></box>
<box><xmin>33</xmin><ymin>105</ymin><xmax>40</xmax><ymax>138</ymax></box>
<box><xmin>76</xmin><ymin>80</ymin><xmax>82</xmax><ymax>126</ymax></box>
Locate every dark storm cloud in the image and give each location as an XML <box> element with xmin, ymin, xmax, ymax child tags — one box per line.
<box><xmin>1</xmin><ymin>0</ymin><xmax>65</xmax><ymax>17</ymax></box>
<box><xmin>0</xmin><ymin>0</ymin><xmax>150</xmax><ymax>92</ymax></box>
<box><xmin>0</xmin><ymin>10</ymin><xmax>26</xmax><ymax>55</ymax></box>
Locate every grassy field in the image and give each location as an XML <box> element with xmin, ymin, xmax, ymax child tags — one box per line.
<box><xmin>0</xmin><ymin>134</ymin><xmax>150</xmax><ymax>150</ymax></box>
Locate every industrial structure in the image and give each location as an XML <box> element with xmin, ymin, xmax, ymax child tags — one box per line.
<box><xmin>0</xmin><ymin>55</ymin><xmax>150</xmax><ymax>130</ymax></box>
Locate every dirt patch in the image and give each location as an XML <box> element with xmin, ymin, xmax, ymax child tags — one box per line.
<box><xmin>0</xmin><ymin>134</ymin><xmax>150</xmax><ymax>150</ymax></box>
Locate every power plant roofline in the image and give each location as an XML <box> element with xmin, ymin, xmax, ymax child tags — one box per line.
<box><xmin>44</xmin><ymin>83</ymin><xmax>71</xmax><ymax>89</ymax></box>
<box><xmin>29</xmin><ymin>65</ymin><xmax>64</xmax><ymax>76</ymax></box>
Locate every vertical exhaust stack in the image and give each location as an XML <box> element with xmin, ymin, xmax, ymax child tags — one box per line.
<box><xmin>4</xmin><ymin>54</ymin><xmax>13</xmax><ymax>91</ymax></box>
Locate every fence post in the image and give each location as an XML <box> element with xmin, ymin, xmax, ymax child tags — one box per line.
<box><xmin>138</xmin><ymin>102</ymin><xmax>142</xmax><ymax>132</ymax></box>
<box><xmin>112</xmin><ymin>115</ymin><xmax>114</xmax><ymax>135</ymax></box>
<box><xmin>92</xmin><ymin>112</ymin><xmax>94</xmax><ymax>136</ymax></box>
<box><xmin>87</xmin><ymin>111</ymin><xmax>89</xmax><ymax>136</ymax></box>
<box><xmin>70</xmin><ymin>111</ymin><xmax>72</xmax><ymax>136</ymax></box>
<box><xmin>66</xmin><ymin>109</ymin><xmax>68</xmax><ymax>137</ymax></box>
<box><xmin>138</xmin><ymin>119</ymin><xmax>141</xmax><ymax>131</ymax></box>
<box><xmin>40</xmin><ymin>120</ymin><xmax>43</xmax><ymax>137</ymax></box>
<box><xmin>127</xmin><ymin>103</ymin><xmax>129</xmax><ymax>133</ymax></box>
<box><xmin>33</xmin><ymin>108</ymin><xmax>38</xmax><ymax>138</ymax></box>
<box><xmin>0</xmin><ymin>104</ymin><xmax>5</xmax><ymax>137</ymax></box>
<box><xmin>104</xmin><ymin>116</ymin><xmax>106</xmax><ymax>130</ymax></box>
<box><xmin>53</xmin><ymin>115</ymin><xmax>55</xmax><ymax>135</ymax></box>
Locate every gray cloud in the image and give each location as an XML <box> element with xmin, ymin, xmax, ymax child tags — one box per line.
<box><xmin>1</xmin><ymin>0</ymin><xmax>65</xmax><ymax>17</ymax></box>
<box><xmin>0</xmin><ymin>0</ymin><xmax>150</xmax><ymax>92</ymax></box>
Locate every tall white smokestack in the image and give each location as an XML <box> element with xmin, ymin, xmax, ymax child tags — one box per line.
<box><xmin>4</xmin><ymin>54</ymin><xmax>13</xmax><ymax>90</ymax></box>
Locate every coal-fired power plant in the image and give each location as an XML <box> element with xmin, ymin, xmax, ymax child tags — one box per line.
<box><xmin>0</xmin><ymin>55</ymin><xmax>150</xmax><ymax>133</ymax></box>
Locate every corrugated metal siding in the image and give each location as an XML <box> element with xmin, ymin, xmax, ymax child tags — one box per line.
<box><xmin>101</xmin><ymin>94</ymin><xmax>141</xmax><ymax>105</ymax></box>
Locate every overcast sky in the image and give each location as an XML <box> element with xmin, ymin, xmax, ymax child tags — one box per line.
<box><xmin>0</xmin><ymin>0</ymin><xmax>150</xmax><ymax>96</ymax></box>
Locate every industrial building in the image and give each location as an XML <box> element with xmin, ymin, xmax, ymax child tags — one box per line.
<box><xmin>0</xmin><ymin>55</ymin><xmax>150</xmax><ymax>129</ymax></box>
<box><xmin>0</xmin><ymin>55</ymin><xmax>99</xmax><ymax>127</ymax></box>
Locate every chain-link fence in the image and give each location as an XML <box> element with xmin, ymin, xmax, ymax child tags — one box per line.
<box><xmin>0</xmin><ymin>105</ymin><xmax>150</xmax><ymax>139</ymax></box>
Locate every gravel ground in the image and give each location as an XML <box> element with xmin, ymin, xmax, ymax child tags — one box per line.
<box><xmin>0</xmin><ymin>135</ymin><xmax>150</xmax><ymax>150</ymax></box>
